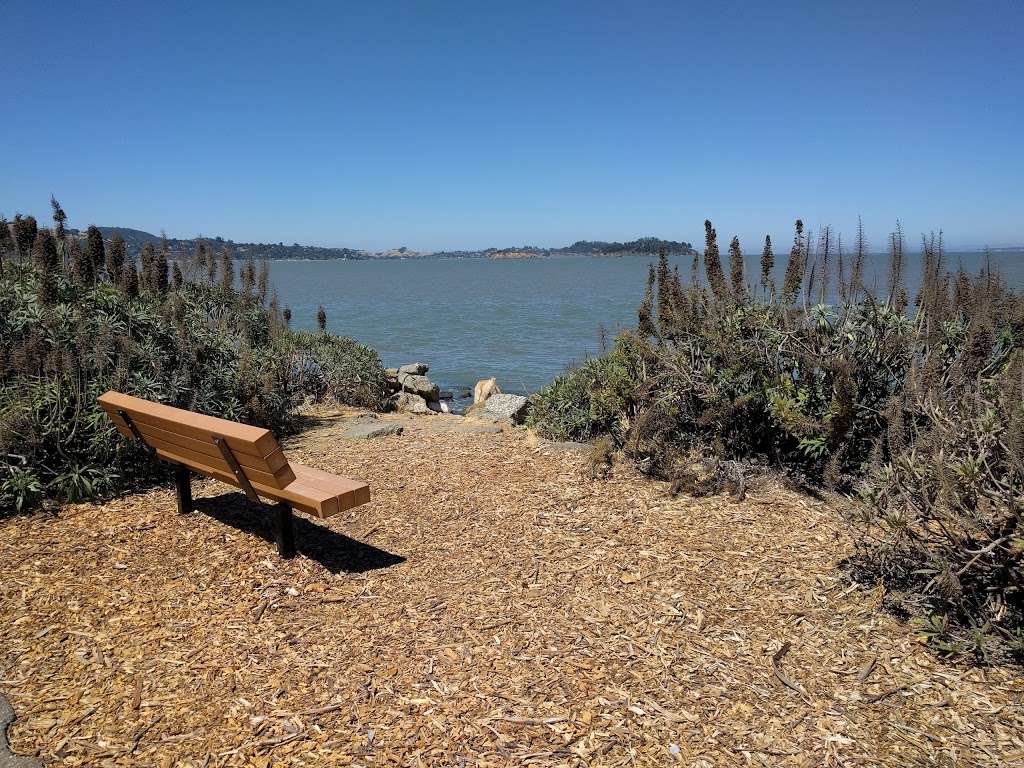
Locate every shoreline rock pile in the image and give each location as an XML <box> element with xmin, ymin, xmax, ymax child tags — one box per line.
<box><xmin>385</xmin><ymin>362</ymin><xmax>450</xmax><ymax>414</ymax></box>
<box><xmin>385</xmin><ymin>363</ymin><xmax>531</xmax><ymax>425</ymax></box>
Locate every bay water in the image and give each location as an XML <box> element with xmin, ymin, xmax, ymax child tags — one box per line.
<box><xmin>269</xmin><ymin>250</ymin><xmax>1024</xmax><ymax>399</ymax></box>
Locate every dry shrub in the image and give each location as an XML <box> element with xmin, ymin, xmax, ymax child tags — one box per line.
<box><xmin>529</xmin><ymin>226</ymin><xmax>1024</xmax><ymax>661</ymax></box>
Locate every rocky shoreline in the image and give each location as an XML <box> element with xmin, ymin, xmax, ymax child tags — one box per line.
<box><xmin>384</xmin><ymin>362</ymin><xmax>530</xmax><ymax>425</ymax></box>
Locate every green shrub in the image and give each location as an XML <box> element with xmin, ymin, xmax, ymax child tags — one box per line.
<box><xmin>527</xmin><ymin>337</ymin><xmax>639</xmax><ymax>442</ymax></box>
<box><xmin>279</xmin><ymin>331</ymin><xmax>390</xmax><ymax>411</ymax></box>
<box><xmin>529</xmin><ymin>222</ymin><xmax>1023</xmax><ymax>661</ymax></box>
<box><xmin>1</xmin><ymin>202</ymin><xmax>388</xmax><ymax>513</ymax></box>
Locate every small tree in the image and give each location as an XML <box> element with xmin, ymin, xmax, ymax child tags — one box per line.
<box><xmin>154</xmin><ymin>236</ymin><xmax>169</xmax><ymax>295</ymax></box>
<box><xmin>316</xmin><ymin>305</ymin><xmax>327</xmax><ymax>333</ymax></box>
<box><xmin>728</xmin><ymin>236</ymin><xmax>745</xmax><ymax>300</ymax></box>
<box><xmin>760</xmin><ymin>235</ymin><xmax>774</xmax><ymax>298</ymax></box>
<box><xmin>201</xmin><ymin>241</ymin><xmax>216</xmax><ymax>284</ymax></box>
<box><xmin>0</xmin><ymin>216</ymin><xmax>13</xmax><ymax>277</ymax></box>
<box><xmin>106</xmin><ymin>234</ymin><xmax>126</xmax><ymax>280</ymax></box>
<box><xmin>268</xmin><ymin>291</ymin><xmax>282</xmax><ymax>334</ymax></box>
<box><xmin>85</xmin><ymin>225</ymin><xmax>106</xmax><ymax>280</ymax></box>
<box><xmin>12</xmin><ymin>214</ymin><xmax>37</xmax><ymax>263</ymax></box>
<box><xmin>637</xmin><ymin>264</ymin><xmax>657</xmax><ymax>338</ymax></box>
<box><xmin>781</xmin><ymin>219</ymin><xmax>805</xmax><ymax>305</ymax></box>
<box><xmin>283</xmin><ymin>306</ymin><xmax>292</xmax><ymax>327</ymax></box>
<box><xmin>50</xmin><ymin>197</ymin><xmax>67</xmax><ymax>239</ymax></box>
<box><xmin>219</xmin><ymin>246</ymin><xmax>234</xmax><ymax>291</ymax></box>
<box><xmin>51</xmin><ymin>197</ymin><xmax>69</xmax><ymax>268</ymax></box>
<box><xmin>240</xmin><ymin>255</ymin><xmax>256</xmax><ymax>294</ymax></box>
<box><xmin>850</xmin><ymin>217</ymin><xmax>866</xmax><ymax>301</ymax></box>
<box><xmin>121</xmin><ymin>259</ymin><xmax>139</xmax><ymax>298</ymax></box>
<box><xmin>703</xmin><ymin>220</ymin><xmax>727</xmax><ymax>301</ymax></box>
<box><xmin>33</xmin><ymin>229</ymin><xmax>60</xmax><ymax>304</ymax></box>
<box><xmin>171</xmin><ymin>262</ymin><xmax>184</xmax><ymax>290</ymax></box>
<box><xmin>139</xmin><ymin>243</ymin><xmax>155</xmax><ymax>293</ymax></box>
<box><xmin>70</xmin><ymin>238</ymin><xmax>94</xmax><ymax>286</ymax></box>
<box><xmin>257</xmin><ymin>260</ymin><xmax>270</xmax><ymax>304</ymax></box>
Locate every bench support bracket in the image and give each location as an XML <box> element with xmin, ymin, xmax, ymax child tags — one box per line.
<box><xmin>272</xmin><ymin>504</ymin><xmax>296</xmax><ymax>559</ymax></box>
<box><xmin>174</xmin><ymin>464</ymin><xmax>192</xmax><ymax>514</ymax></box>
<box><xmin>117</xmin><ymin>409</ymin><xmax>155</xmax><ymax>456</ymax></box>
<box><xmin>212</xmin><ymin>436</ymin><xmax>260</xmax><ymax>504</ymax></box>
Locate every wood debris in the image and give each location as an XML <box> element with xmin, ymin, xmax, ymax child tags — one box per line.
<box><xmin>1</xmin><ymin>409</ymin><xmax>1022</xmax><ymax>766</ymax></box>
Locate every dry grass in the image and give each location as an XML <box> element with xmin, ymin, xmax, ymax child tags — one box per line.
<box><xmin>1</xmin><ymin>412</ymin><xmax>1022</xmax><ymax>766</ymax></box>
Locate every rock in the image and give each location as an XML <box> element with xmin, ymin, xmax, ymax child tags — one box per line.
<box><xmin>398</xmin><ymin>362</ymin><xmax>429</xmax><ymax>376</ymax></box>
<box><xmin>473</xmin><ymin>377</ymin><xmax>501</xmax><ymax>404</ymax></box>
<box><xmin>482</xmin><ymin>393</ymin><xmax>530</xmax><ymax>424</ymax></box>
<box><xmin>343</xmin><ymin>422</ymin><xmax>404</xmax><ymax>439</ymax></box>
<box><xmin>426</xmin><ymin>399</ymin><xmax>444</xmax><ymax>413</ymax></box>
<box><xmin>438</xmin><ymin>390</ymin><xmax>454</xmax><ymax>400</ymax></box>
<box><xmin>398</xmin><ymin>372</ymin><xmax>440</xmax><ymax>401</ymax></box>
<box><xmin>0</xmin><ymin>693</ymin><xmax>42</xmax><ymax>767</ymax></box>
<box><xmin>392</xmin><ymin>391</ymin><xmax>431</xmax><ymax>414</ymax></box>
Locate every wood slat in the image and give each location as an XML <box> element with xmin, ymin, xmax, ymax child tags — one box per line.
<box><xmin>292</xmin><ymin>464</ymin><xmax>371</xmax><ymax>509</ymax></box>
<box><xmin>98</xmin><ymin>392</ymin><xmax>280</xmax><ymax>460</ymax></box>
<box><xmin>109</xmin><ymin>421</ymin><xmax>289</xmax><ymax>488</ymax></box>
<box><xmin>107</xmin><ymin>411</ymin><xmax>294</xmax><ymax>486</ymax></box>
<box><xmin>142</xmin><ymin>441</ymin><xmax>345</xmax><ymax>517</ymax></box>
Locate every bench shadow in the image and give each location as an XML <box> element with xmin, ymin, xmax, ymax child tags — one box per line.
<box><xmin>193</xmin><ymin>493</ymin><xmax>405</xmax><ymax>574</ymax></box>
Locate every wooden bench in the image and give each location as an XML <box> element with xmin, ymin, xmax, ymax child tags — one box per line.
<box><xmin>98</xmin><ymin>391</ymin><xmax>370</xmax><ymax>558</ymax></box>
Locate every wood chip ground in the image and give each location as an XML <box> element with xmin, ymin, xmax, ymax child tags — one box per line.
<box><xmin>1</xmin><ymin>411</ymin><xmax>1022</xmax><ymax>766</ymax></box>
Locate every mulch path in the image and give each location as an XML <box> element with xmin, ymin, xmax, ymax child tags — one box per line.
<box><xmin>1</xmin><ymin>412</ymin><xmax>1022</xmax><ymax>766</ymax></box>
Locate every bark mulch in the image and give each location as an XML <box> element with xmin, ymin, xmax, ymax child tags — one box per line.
<box><xmin>1</xmin><ymin>413</ymin><xmax>1022</xmax><ymax>766</ymax></box>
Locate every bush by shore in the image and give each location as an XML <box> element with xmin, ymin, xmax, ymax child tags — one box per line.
<box><xmin>0</xmin><ymin>202</ymin><xmax>387</xmax><ymax>513</ymax></box>
<box><xmin>528</xmin><ymin>220</ymin><xmax>1024</xmax><ymax>662</ymax></box>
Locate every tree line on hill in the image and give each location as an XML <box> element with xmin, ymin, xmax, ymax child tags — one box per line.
<box><xmin>429</xmin><ymin>237</ymin><xmax>696</xmax><ymax>259</ymax></box>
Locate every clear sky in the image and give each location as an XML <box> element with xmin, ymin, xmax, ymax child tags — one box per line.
<box><xmin>3</xmin><ymin>1</ymin><xmax>1022</xmax><ymax>251</ymax></box>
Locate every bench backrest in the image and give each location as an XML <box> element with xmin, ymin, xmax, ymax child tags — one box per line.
<box><xmin>98</xmin><ymin>391</ymin><xmax>296</xmax><ymax>489</ymax></box>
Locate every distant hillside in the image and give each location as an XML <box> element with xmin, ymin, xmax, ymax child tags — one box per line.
<box><xmin>430</xmin><ymin>237</ymin><xmax>696</xmax><ymax>259</ymax></box>
<box><xmin>554</xmin><ymin>237</ymin><xmax>695</xmax><ymax>256</ymax></box>
<box><xmin>91</xmin><ymin>227</ymin><xmax>368</xmax><ymax>260</ymax></box>
<box><xmin>76</xmin><ymin>227</ymin><xmax>696</xmax><ymax>261</ymax></box>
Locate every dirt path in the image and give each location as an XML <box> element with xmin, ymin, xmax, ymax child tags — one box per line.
<box><xmin>1</xmin><ymin>411</ymin><xmax>1021</xmax><ymax>766</ymax></box>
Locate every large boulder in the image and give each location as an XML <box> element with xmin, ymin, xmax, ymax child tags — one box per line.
<box><xmin>392</xmin><ymin>391</ymin><xmax>431</xmax><ymax>414</ymax></box>
<box><xmin>482</xmin><ymin>393</ymin><xmax>530</xmax><ymax>425</ymax></box>
<box><xmin>398</xmin><ymin>372</ymin><xmax>440</xmax><ymax>401</ymax></box>
<box><xmin>473</xmin><ymin>377</ymin><xmax>501</xmax><ymax>404</ymax></box>
<box><xmin>398</xmin><ymin>362</ymin><xmax>429</xmax><ymax>376</ymax></box>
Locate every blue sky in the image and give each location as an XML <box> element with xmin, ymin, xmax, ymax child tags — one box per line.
<box><xmin>3</xmin><ymin>1</ymin><xmax>1022</xmax><ymax>251</ymax></box>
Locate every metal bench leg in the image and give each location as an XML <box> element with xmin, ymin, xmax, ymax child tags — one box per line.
<box><xmin>174</xmin><ymin>464</ymin><xmax>192</xmax><ymax>514</ymax></box>
<box><xmin>272</xmin><ymin>503</ymin><xmax>296</xmax><ymax>559</ymax></box>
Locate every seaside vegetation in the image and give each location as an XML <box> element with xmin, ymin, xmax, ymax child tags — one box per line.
<box><xmin>0</xmin><ymin>200</ymin><xmax>388</xmax><ymax>514</ymax></box>
<box><xmin>529</xmin><ymin>219</ymin><xmax>1024</xmax><ymax>662</ymax></box>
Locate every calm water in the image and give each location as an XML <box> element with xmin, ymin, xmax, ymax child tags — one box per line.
<box><xmin>270</xmin><ymin>250</ymin><xmax>1024</xmax><ymax>397</ymax></box>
